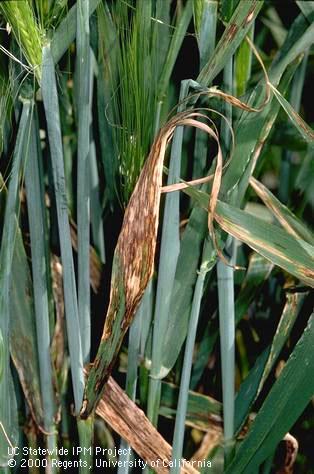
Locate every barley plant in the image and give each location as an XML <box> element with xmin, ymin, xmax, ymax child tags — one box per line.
<box><xmin>0</xmin><ymin>0</ymin><xmax>313</xmax><ymax>473</ymax></box>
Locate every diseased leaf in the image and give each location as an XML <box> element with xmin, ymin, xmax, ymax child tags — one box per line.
<box><xmin>184</xmin><ymin>186</ymin><xmax>314</xmax><ymax>287</ymax></box>
<box><xmin>197</xmin><ymin>0</ymin><xmax>263</xmax><ymax>86</ymax></box>
<box><xmin>269</xmin><ymin>83</ymin><xmax>314</xmax><ymax>146</ymax></box>
<box><xmin>214</xmin><ymin>201</ymin><xmax>314</xmax><ymax>287</ymax></box>
<box><xmin>81</xmin><ymin>112</ymin><xmax>224</xmax><ymax>416</ymax></box>
<box><xmin>250</xmin><ymin>177</ymin><xmax>314</xmax><ymax>245</ymax></box>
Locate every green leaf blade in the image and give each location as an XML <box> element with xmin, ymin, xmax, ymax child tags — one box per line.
<box><xmin>41</xmin><ymin>44</ymin><xmax>84</xmax><ymax>413</ymax></box>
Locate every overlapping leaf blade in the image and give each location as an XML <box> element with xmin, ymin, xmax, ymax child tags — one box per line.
<box><xmin>226</xmin><ymin>312</ymin><xmax>314</xmax><ymax>474</ymax></box>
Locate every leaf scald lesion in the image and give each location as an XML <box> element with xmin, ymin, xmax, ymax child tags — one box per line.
<box><xmin>83</xmin><ymin>111</ymin><xmax>229</xmax><ymax>413</ymax></box>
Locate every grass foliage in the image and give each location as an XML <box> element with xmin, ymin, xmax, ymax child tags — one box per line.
<box><xmin>0</xmin><ymin>1</ymin><xmax>313</xmax><ymax>473</ymax></box>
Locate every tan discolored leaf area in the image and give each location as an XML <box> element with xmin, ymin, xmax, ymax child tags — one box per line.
<box><xmin>97</xmin><ymin>377</ymin><xmax>199</xmax><ymax>474</ymax></box>
<box><xmin>81</xmin><ymin>110</ymin><xmax>225</xmax><ymax>417</ymax></box>
<box><xmin>82</xmin><ymin>49</ymin><xmax>270</xmax><ymax>415</ymax></box>
<box><xmin>96</xmin><ymin>377</ymin><xmax>297</xmax><ymax>474</ymax></box>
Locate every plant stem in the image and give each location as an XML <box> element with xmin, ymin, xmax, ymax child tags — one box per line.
<box><xmin>217</xmin><ymin>237</ymin><xmax>237</xmax><ymax>461</ymax></box>
<box><xmin>218</xmin><ymin>57</ymin><xmax>235</xmax><ymax>463</ymax></box>
<box><xmin>77</xmin><ymin>417</ymin><xmax>94</xmax><ymax>473</ymax></box>
<box><xmin>77</xmin><ymin>0</ymin><xmax>91</xmax><ymax>365</ymax></box>
<box><xmin>171</xmin><ymin>244</ymin><xmax>214</xmax><ymax>473</ymax></box>
<box><xmin>147</xmin><ymin>81</ymin><xmax>190</xmax><ymax>430</ymax></box>
<box><xmin>217</xmin><ymin>257</ymin><xmax>235</xmax><ymax>439</ymax></box>
<box><xmin>117</xmin><ymin>308</ymin><xmax>142</xmax><ymax>474</ymax></box>
<box><xmin>41</xmin><ymin>44</ymin><xmax>84</xmax><ymax>413</ymax></box>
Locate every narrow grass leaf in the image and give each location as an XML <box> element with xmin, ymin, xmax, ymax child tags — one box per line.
<box><xmin>96</xmin><ymin>3</ymin><xmax>118</xmax><ymax>205</ymax></box>
<box><xmin>262</xmin><ymin>7</ymin><xmax>286</xmax><ymax>47</ymax></box>
<box><xmin>250</xmin><ymin>177</ymin><xmax>314</xmax><ymax>245</ymax></box>
<box><xmin>0</xmin><ymin>174</ymin><xmax>43</xmax><ymax>427</ymax></box>
<box><xmin>295</xmin><ymin>147</ymin><xmax>314</xmax><ymax>207</ymax></box>
<box><xmin>158</xmin><ymin>0</ymin><xmax>193</xmax><ymax>100</ymax></box>
<box><xmin>148</xmin><ymin>81</ymin><xmax>190</xmax><ymax>427</ymax></box>
<box><xmin>278</xmin><ymin>50</ymin><xmax>309</xmax><ymax>204</ymax></box>
<box><xmin>171</xmin><ymin>246</ymin><xmax>214</xmax><ymax>473</ymax></box>
<box><xmin>183</xmin><ymin>187</ymin><xmax>314</xmax><ymax>287</ymax></box>
<box><xmin>197</xmin><ymin>0</ymin><xmax>263</xmax><ymax>86</ymax></box>
<box><xmin>160</xmin><ymin>382</ymin><xmax>221</xmax><ymax>431</ymax></box>
<box><xmin>258</xmin><ymin>292</ymin><xmax>306</xmax><ymax>388</ymax></box>
<box><xmin>234</xmin><ymin>253</ymin><xmax>273</xmax><ymax>324</ymax></box>
<box><xmin>192</xmin><ymin>0</ymin><xmax>217</xmax><ymax>179</ymax></box>
<box><xmin>214</xmin><ymin>201</ymin><xmax>314</xmax><ymax>287</ymax></box>
<box><xmin>220</xmin><ymin>61</ymin><xmax>297</xmax><ymax>205</ymax></box>
<box><xmin>0</xmin><ymin>370</ymin><xmax>18</xmax><ymax>465</ymax></box>
<box><xmin>191</xmin><ymin>252</ymin><xmax>273</xmax><ymax>389</ymax></box>
<box><xmin>76</xmin><ymin>0</ymin><xmax>91</xmax><ymax>364</ymax></box>
<box><xmin>269</xmin><ymin>12</ymin><xmax>314</xmax><ymax>86</ymax></box>
<box><xmin>0</xmin><ymin>100</ymin><xmax>31</xmax><ymax>463</ymax></box>
<box><xmin>51</xmin><ymin>0</ymin><xmax>100</xmax><ymax>65</ymax></box>
<box><xmin>225</xmin><ymin>312</ymin><xmax>314</xmax><ymax>474</ymax></box>
<box><xmin>269</xmin><ymin>83</ymin><xmax>314</xmax><ymax>146</ymax></box>
<box><xmin>296</xmin><ymin>1</ymin><xmax>314</xmax><ymax>20</ymax></box>
<box><xmin>24</xmin><ymin>114</ymin><xmax>57</xmax><ymax>450</ymax></box>
<box><xmin>217</xmin><ymin>58</ymin><xmax>235</xmax><ymax>457</ymax></box>
<box><xmin>10</xmin><ymin>228</ymin><xmax>44</xmax><ymax>426</ymax></box>
<box><xmin>160</xmin><ymin>204</ymin><xmax>210</xmax><ymax>377</ymax></box>
<box><xmin>153</xmin><ymin>0</ymin><xmax>171</xmax><ymax>81</ymax></box>
<box><xmin>235</xmin><ymin>25</ymin><xmax>254</xmax><ymax>96</ymax></box>
<box><xmin>41</xmin><ymin>44</ymin><xmax>84</xmax><ymax>412</ymax></box>
<box><xmin>234</xmin><ymin>291</ymin><xmax>305</xmax><ymax>433</ymax></box>
<box><xmin>217</xmin><ymin>256</ymin><xmax>235</xmax><ymax>443</ymax></box>
<box><xmin>90</xmin><ymin>140</ymin><xmax>105</xmax><ymax>263</ymax></box>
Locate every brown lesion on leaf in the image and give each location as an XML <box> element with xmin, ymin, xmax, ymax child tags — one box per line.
<box><xmin>97</xmin><ymin>125</ymin><xmax>172</xmax><ymax>345</ymax></box>
<box><xmin>224</xmin><ymin>23</ymin><xmax>238</xmax><ymax>43</ymax></box>
<box><xmin>101</xmin><ymin>270</ymin><xmax>120</xmax><ymax>340</ymax></box>
<box><xmin>81</xmin><ymin>111</ymin><xmax>227</xmax><ymax>416</ymax></box>
<box><xmin>301</xmin><ymin>266</ymin><xmax>314</xmax><ymax>281</ymax></box>
<box><xmin>50</xmin><ymin>255</ymin><xmax>65</xmax><ymax>375</ymax></box>
<box><xmin>242</xmin><ymin>3</ymin><xmax>256</xmax><ymax>27</ymax></box>
<box><xmin>96</xmin><ymin>376</ymin><xmax>199</xmax><ymax>474</ymax></box>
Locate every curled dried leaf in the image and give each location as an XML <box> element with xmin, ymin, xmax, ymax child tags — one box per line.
<box><xmin>81</xmin><ymin>110</ymin><xmax>226</xmax><ymax>416</ymax></box>
<box><xmin>82</xmin><ymin>42</ymin><xmax>271</xmax><ymax>413</ymax></box>
<box><xmin>173</xmin><ymin>36</ymin><xmax>270</xmax><ymax>116</ymax></box>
